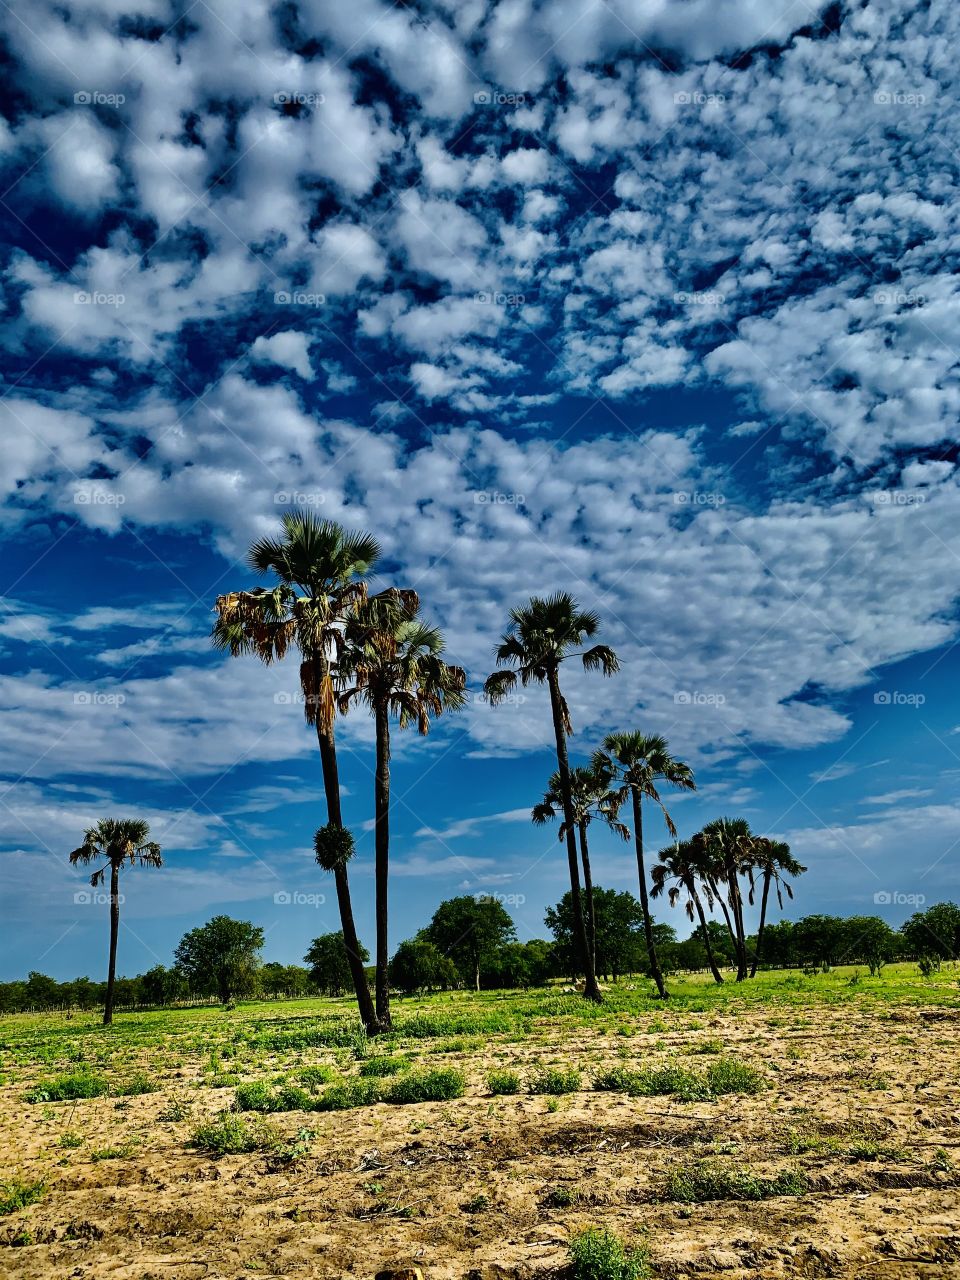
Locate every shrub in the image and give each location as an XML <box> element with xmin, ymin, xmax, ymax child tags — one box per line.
<box><xmin>115</xmin><ymin>1071</ymin><xmax>159</xmax><ymax>1096</ymax></box>
<box><xmin>664</xmin><ymin>1160</ymin><xmax>807</xmax><ymax>1203</ymax></box>
<box><xmin>233</xmin><ymin>1081</ymin><xmax>274</xmax><ymax>1113</ymax></box>
<box><xmin>314</xmin><ymin>1078</ymin><xmax>382</xmax><ymax>1111</ymax></box>
<box><xmin>190</xmin><ymin>1113</ymin><xmax>280</xmax><ymax>1156</ymax></box>
<box><xmin>25</xmin><ymin>1072</ymin><xmax>109</xmax><ymax>1103</ymax></box>
<box><xmin>570</xmin><ymin>1226</ymin><xmax>651</xmax><ymax>1280</ymax></box>
<box><xmin>706</xmin><ymin>1058</ymin><xmax>766</xmax><ymax>1096</ymax></box>
<box><xmin>273</xmin><ymin>1084</ymin><xmax>315</xmax><ymax>1112</ymax></box>
<box><xmin>359</xmin><ymin>1055</ymin><xmax>409</xmax><ymax>1078</ymax></box>
<box><xmin>487</xmin><ymin>1069</ymin><xmax>521</xmax><ymax>1095</ymax></box>
<box><xmin>0</xmin><ymin>1179</ymin><xmax>45</xmax><ymax>1217</ymax></box>
<box><xmin>298</xmin><ymin>1064</ymin><xmax>337</xmax><ymax>1090</ymax></box>
<box><xmin>528</xmin><ymin>1066</ymin><xmax>581</xmax><ymax>1095</ymax></box>
<box><xmin>385</xmin><ymin>1067</ymin><xmax>466</xmax><ymax>1104</ymax></box>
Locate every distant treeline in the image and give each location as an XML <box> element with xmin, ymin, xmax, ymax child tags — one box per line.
<box><xmin>2</xmin><ymin>898</ymin><xmax>956</xmax><ymax>1015</ymax></box>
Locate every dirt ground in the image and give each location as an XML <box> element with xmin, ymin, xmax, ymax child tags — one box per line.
<box><xmin>2</xmin><ymin>987</ymin><xmax>960</xmax><ymax>1279</ymax></box>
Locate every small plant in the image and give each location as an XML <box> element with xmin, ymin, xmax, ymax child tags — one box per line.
<box><xmin>706</xmin><ymin>1058</ymin><xmax>767</xmax><ymax>1096</ymax></box>
<box><xmin>358</xmin><ymin>1055</ymin><xmax>409</xmax><ymax>1078</ymax></box>
<box><xmin>463</xmin><ymin>1192</ymin><xmax>489</xmax><ymax>1213</ymax></box>
<box><xmin>0</xmin><ymin>1178</ymin><xmax>45</xmax><ymax>1216</ymax></box>
<box><xmin>528</xmin><ymin>1066</ymin><xmax>581</xmax><ymax>1095</ymax></box>
<box><xmin>190</xmin><ymin>1113</ymin><xmax>280</xmax><ymax>1156</ymax></box>
<box><xmin>545</xmin><ymin>1185</ymin><xmax>577</xmax><ymax>1208</ymax></box>
<box><xmin>158</xmin><ymin>1098</ymin><xmax>190</xmax><ymax>1123</ymax></box>
<box><xmin>233</xmin><ymin>1081</ymin><xmax>274</xmax><ymax>1113</ymax></box>
<box><xmin>315</xmin><ymin>1078</ymin><xmax>382</xmax><ymax>1111</ymax></box>
<box><xmin>569</xmin><ymin>1226</ymin><xmax>650</xmax><ymax>1280</ymax></box>
<box><xmin>116</xmin><ymin>1071</ymin><xmax>159</xmax><ymax>1096</ymax></box>
<box><xmin>664</xmin><ymin>1160</ymin><xmax>807</xmax><ymax>1203</ymax></box>
<box><xmin>25</xmin><ymin>1071</ymin><xmax>109</xmax><ymax>1103</ymax></box>
<box><xmin>59</xmin><ymin>1131</ymin><xmax>84</xmax><ymax>1149</ymax></box>
<box><xmin>487</xmin><ymin>1068</ymin><xmax>521</xmax><ymax>1095</ymax></box>
<box><xmin>385</xmin><ymin>1067</ymin><xmax>465</xmax><ymax>1105</ymax></box>
<box><xmin>298</xmin><ymin>1064</ymin><xmax>337</xmax><ymax>1090</ymax></box>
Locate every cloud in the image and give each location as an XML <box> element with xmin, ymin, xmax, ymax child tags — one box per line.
<box><xmin>250</xmin><ymin>331</ymin><xmax>314</xmax><ymax>379</ymax></box>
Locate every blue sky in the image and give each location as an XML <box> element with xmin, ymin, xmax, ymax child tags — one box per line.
<box><xmin>1</xmin><ymin>0</ymin><xmax>959</xmax><ymax>980</ymax></box>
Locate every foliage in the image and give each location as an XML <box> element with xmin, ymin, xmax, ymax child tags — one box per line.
<box><xmin>487</xmin><ymin>1068</ymin><xmax>521</xmax><ymax>1095</ymax></box>
<box><xmin>528</xmin><ymin>1065</ymin><xmax>581</xmax><ymax>1094</ymax></box>
<box><xmin>358</xmin><ymin>1054</ymin><xmax>409</xmax><ymax>1077</ymax></box>
<box><xmin>664</xmin><ymin>1160</ymin><xmax>807</xmax><ymax>1202</ymax></box>
<box><xmin>26</xmin><ymin>1071</ymin><xmax>109</xmax><ymax>1102</ymax></box>
<box><xmin>569</xmin><ymin>1226</ymin><xmax>651</xmax><ymax>1280</ymax></box>
<box><xmin>424</xmin><ymin>896</ymin><xmax>517</xmax><ymax>989</ymax></box>
<box><xmin>305</xmin><ymin>932</ymin><xmax>368</xmax><ymax>996</ymax></box>
<box><xmin>384</xmin><ymin>1066</ymin><xmax>466</xmax><ymax>1104</ymax></box>
<box><xmin>389</xmin><ymin>937</ymin><xmax>460</xmax><ymax>995</ymax></box>
<box><xmin>0</xmin><ymin>1178</ymin><xmax>46</xmax><ymax>1216</ymax></box>
<box><xmin>546</xmin><ymin>887</ymin><xmax>646</xmax><ymax>980</ymax></box>
<box><xmin>190</xmin><ymin>1113</ymin><xmax>280</xmax><ymax>1155</ymax></box>
<box><xmin>174</xmin><ymin>916</ymin><xmax>265</xmax><ymax>1004</ymax></box>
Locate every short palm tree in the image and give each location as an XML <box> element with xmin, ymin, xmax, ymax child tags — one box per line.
<box><xmin>338</xmin><ymin>590</ymin><xmax>466</xmax><ymax>1028</ymax></box>
<box><xmin>593</xmin><ymin>733</ymin><xmax>695</xmax><ymax>998</ymax></box>
<box><xmin>69</xmin><ymin>818</ymin><xmax>162</xmax><ymax>1025</ymax></box>
<box><xmin>485</xmin><ymin>593</ymin><xmax>619</xmax><ymax>1002</ymax></box>
<box><xmin>748</xmin><ymin>839</ymin><xmax>806</xmax><ymax>977</ymax></box>
<box><xmin>213</xmin><ymin>512</ymin><xmax>380</xmax><ymax>1032</ymax></box>
<box><xmin>532</xmin><ymin>763</ymin><xmax>628</xmax><ymax>971</ymax></box>
<box><xmin>690</xmin><ymin>817</ymin><xmax>756</xmax><ymax>981</ymax></box>
<box><xmin>651</xmin><ymin>839</ymin><xmax>724</xmax><ymax>983</ymax></box>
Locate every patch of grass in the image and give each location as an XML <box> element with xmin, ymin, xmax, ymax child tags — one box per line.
<box><xmin>487</xmin><ymin>1068</ymin><xmax>521</xmax><ymax>1095</ymax></box>
<box><xmin>385</xmin><ymin>1067</ymin><xmax>466</xmax><ymax>1104</ymax></box>
<box><xmin>234</xmin><ymin>1080</ymin><xmax>326</xmax><ymax>1113</ymax></box>
<box><xmin>528</xmin><ymin>1066</ymin><xmax>581</xmax><ymax>1095</ymax></box>
<box><xmin>570</xmin><ymin>1226</ymin><xmax>651</xmax><ymax>1280</ymax></box>
<box><xmin>593</xmin><ymin>1056</ymin><xmax>764</xmax><ymax>1101</ymax></box>
<box><xmin>358</xmin><ymin>1055</ymin><xmax>409</xmax><ymax>1078</ymax></box>
<box><xmin>189</xmin><ymin>1112</ymin><xmax>280</xmax><ymax>1155</ymax></box>
<box><xmin>664</xmin><ymin>1159</ymin><xmax>807</xmax><ymax>1203</ymax></box>
<box><xmin>706</xmin><ymin>1057</ymin><xmax>767</xmax><ymax>1096</ymax></box>
<box><xmin>690</xmin><ymin>1037</ymin><xmax>725</xmax><ymax>1054</ymax></box>
<box><xmin>115</xmin><ymin>1071</ymin><xmax>160</xmax><ymax>1096</ymax></box>
<box><xmin>0</xmin><ymin>1178</ymin><xmax>46</xmax><ymax>1216</ymax></box>
<box><xmin>297</xmin><ymin>1064</ymin><xmax>337</xmax><ymax>1090</ymax></box>
<box><xmin>25</xmin><ymin>1071</ymin><xmax>109</xmax><ymax>1102</ymax></box>
<box><xmin>314</xmin><ymin>1078</ymin><xmax>382</xmax><ymax>1110</ymax></box>
<box><xmin>91</xmin><ymin>1140</ymin><xmax>139</xmax><ymax>1161</ymax></box>
<box><xmin>58</xmin><ymin>1131</ymin><xmax>84</xmax><ymax>1149</ymax></box>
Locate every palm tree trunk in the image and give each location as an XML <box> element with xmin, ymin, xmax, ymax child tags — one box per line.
<box><xmin>631</xmin><ymin>790</ymin><xmax>668</xmax><ymax>998</ymax></box>
<box><xmin>692</xmin><ymin>888</ymin><xmax>724</xmax><ymax>984</ymax></box>
<box><xmin>373</xmin><ymin>702</ymin><xmax>392</xmax><ymax>1028</ymax></box>
<box><xmin>750</xmin><ymin>869</ymin><xmax>772</xmax><ymax>979</ymax></box>
<box><xmin>546</xmin><ymin>668</ymin><xmax>600</xmax><ymax>1001</ymax></box>
<box><xmin>725</xmin><ymin>857</ymin><xmax>749</xmax><ymax>981</ymax></box>
<box><xmin>708</xmin><ymin>874</ymin><xmax>738</xmax><ymax>970</ymax></box>
<box><xmin>315</xmin><ymin>711</ymin><xmax>380</xmax><ymax>1033</ymax></box>
<box><xmin>104</xmin><ymin>862</ymin><xmax>120</xmax><ymax>1025</ymax></box>
<box><xmin>577</xmin><ymin>821</ymin><xmax>597</xmax><ymax>973</ymax></box>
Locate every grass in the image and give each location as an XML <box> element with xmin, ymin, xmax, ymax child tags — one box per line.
<box><xmin>528</xmin><ymin>1066</ymin><xmax>581</xmax><ymax>1095</ymax></box>
<box><xmin>315</xmin><ymin>1078</ymin><xmax>382</xmax><ymax>1110</ymax></box>
<box><xmin>487</xmin><ymin>1068</ymin><xmax>521</xmax><ymax>1095</ymax></box>
<box><xmin>358</xmin><ymin>1054</ymin><xmax>409</xmax><ymax>1077</ymax></box>
<box><xmin>592</xmin><ymin>1056</ymin><xmax>765</xmax><ymax>1101</ymax></box>
<box><xmin>570</xmin><ymin>1226</ymin><xmax>651</xmax><ymax>1280</ymax></box>
<box><xmin>0</xmin><ymin>1178</ymin><xmax>46</xmax><ymax>1216</ymax></box>
<box><xmin>190</xmin><ymin>1113</ymin><xmax>281</xmax><ymax>1155</ymax></box>
<box><xmin>664</xmin><ymin>1159</ymin><xmax>808</xmax><ymax>1203</ymax></box>
<box><xmin>384</xmin><ymin>1066</ymin><xmax>465</xmax><ymax>1104</ymax></box>
<box><xmin>25</xmin><ymin>1070</ymin><xmax>109</xmax><ymax>1102</ymax></box>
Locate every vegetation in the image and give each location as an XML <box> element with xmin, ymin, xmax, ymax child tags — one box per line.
<box><xmin>570</xmin><ymin>1226</ymin><xmax>651</xmax><ymax>1280</ymax></box>
<box><xmin>174</xmin><ymin>916</ymin><xmax>265</xmax><ymax>1004</ymax></box>
<box><xmin>0</xmin><ymin>1178</ymin><xmax>46</xmax><ymax>1216</ymax></box>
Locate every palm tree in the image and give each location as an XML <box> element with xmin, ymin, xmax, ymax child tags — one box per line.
<box><xmin>532</xmin><ymin>763</ymin><xmax>628</xmax><ymax>971</ymax></box>
<box><xmin>68</xmin><ymin>818</ymin><xmax>162</xmax><ymax>1025</ymax></box>
<box><xmin>213</xmin><ymin>512</ymin><xmax>380</xmax><ymax>1032</ymax></box>
<box><xmin>593</xmin><ymin>733</ymin><xmax>695</xmax><ymax>999</ymax></box>
<box><xmin>338</xmin><ymin>590</ymin><xmax>466</xmax><ymax>1028</ymax></box>
<box><xmin>651</xmin><ymin>839</ymin><xmax>724</xmax><ymax>983</ymax></box>
<box><xmin>690</xmin><ymin>817</ymin><xmax>756</xmax><ymax>981</ymax></box>
<box><xmin>484</xmin><ymin>593</ymin><xmax>619</xmax><ymax>1002</ymax></box>
<box><xmin>748</xmin><ymin>839</ymin><xmax>806</xmax><ymax>977</ymax></box>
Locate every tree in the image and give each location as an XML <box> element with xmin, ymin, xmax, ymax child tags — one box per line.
<box><xmin>140</xmin><ymin>964</ymin><xmax>186</xmax><ymax>1006</ymax></box>
<box><xmin>690</xmin><ymin>817</ymin><xmax>757</xmax><ymax>981</ymax></box>
<box><xmin>338</xmin><ymin>590</ymin><xmax>465</xmax><ymax>1028</ymax></box>
<box><xmin>485</xmin><ymin>592</ymin><xmax>618</xmax><ymax>1002</ymax></box>
<box><xmin>545</xmin><ymin>887</ymin><xmax>646</xmax><ymax>982</ymax></box>
<box><xmin>213</xmin><ymin>512</ymin><xmax>380</xmax><ymax>1032</ymax></box>
<box><xmin>389</xmin><ymin>937</ymin><xmax>460</xmax><ymax>995</ymax></box>
<box><xmin>533</xmin><ymin>763</ymin><xmax>628</xmax><ymax>973</ymax></box>
<box><xmin>651</xmin><ymin>839</ymin><xmax>725</xmax><ymax>984</ymax></box>
<box><xmin>305</xmin><ymin>931</ymin><xmax>369</xmax><ymax>996</ymax></box>
<box><xmin>839</xmin><ymin>916</ymin><xmax>898</xmax><ymax>975</ymax></box>
<box><xmin>426</xmin><ymin>895</ymin><xmax>517</xmax><ymax>990</ymax></box>
<box><xmin>901</xmin><ymin>902</ymin><xmax>960</xmax><ymax>963</ymax></box>
<box><xmin>747</xmin><ymin>840</ymin><xmax>806</xmax><ymax>976</ymax></box>
<box><xmin>174</xmin><ymin>916</ymin><xmax>264</xmax><ymax>1003</ymax></box>
<box><xmin>68</xmin><ymin>817</ymin><xmax>162</xmax><ymax>1025</ymax></box>
<box><xmin>592</xmin><ymin>733</ymin><xmax>695</xmax><ymax>998</ymax></box>
<box><xmin>483</xmin><ymin>939</ymin><xmax>556</xmax><ymax>989</ymax></box>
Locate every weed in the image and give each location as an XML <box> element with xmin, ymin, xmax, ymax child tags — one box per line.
<box><xmin>358</xmin><ymin>1055</ymin><xmax>409</xmax><ymax>1078</ymax></box>
<box><xmin>569</xmin><ymin>1226</ymin><xmax>651</xmax><ymax>1280</ymax></box>
<box><xmin>0</xmin><ymin>1178</ymin><xmax>45</xmax><ymax>1216</ymax></box>
<box><xmin>487</xmin><ymin>1068</ymin><xmax>521</xmax><ymax>1095</ymax></box>
<box><xmin>528</xmin><ymin>1066</ymin><xmax>581</xmax><ymax>1095</ymax></box>
<box><xmin>315</xmin><ymin>1078</ymin><xmax>382</xmax><ymax>1110</ymax></box>
<box><xmin>298</xmin><ymin>1064</ymin><xmax>337</xmax><ymax>1090</ymax></box>
<box><xmin>190</xmin><ymin>1113</ymin><xmax>280</xmax><ymax>1155</ymax></box>
<box><xmin>706</xmin><ymin>1058</ymin><xmax>767</xmax><ymax>1096</ymax></box>
<box><xmin>58</xmin><ymin>1131</ymin><xmax>84</xmax><ymax>1149</ymax></box>
<box><xmin>385</xmin><ymin>1067</ymin><xmax>465</xmax><ymax>1104</ymax></box>
<box><xmin>25</xmin><ymin>1071</ymin><xmax>108</xmax><ymax>1103</ymax></box>
<box><xmin>664</xmin><ymin>1159</ymin><xmax>807</xmax><ymax>1203</ymax></box>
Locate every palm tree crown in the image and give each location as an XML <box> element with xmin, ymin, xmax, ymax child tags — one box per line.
<box><xmin>69</xmin><ymin>818</ymin><xmax>162</xmax><ymax>886</ymax></box>
<box><xmin>592</xmin><ymin>731</ymin><xmax>696</xmax><ymax>832</ymax></box>
<box><xmin>532</xmin><ymin>764</ymin><xmax>628</xmax><ymax>844</ymax></box>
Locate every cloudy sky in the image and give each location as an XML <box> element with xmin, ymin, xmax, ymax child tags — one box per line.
<box><xmin>1</xmin><ymin>0</ymin><xmax>958</xmax><ymax>980</ymax></box>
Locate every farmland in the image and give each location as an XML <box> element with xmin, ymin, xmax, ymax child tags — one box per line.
<box><xmin>2</xmin><ymin>965</ymin><xmax>960</xmax><ymax>1279</ymax></box>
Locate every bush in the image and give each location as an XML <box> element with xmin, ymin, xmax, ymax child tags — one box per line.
<box><xmin>664</xmin><ymin>1160</ymin><xmax>807</xmax><ymax>1203</ymax></box>
<box><xmin>529</xmin><ymin>1066</ymin><xmax>581</xmax><ymax>1095</ymax></box>
<box><xmin>487</xmin><ymin>1068</ymin><xmax>521</xmax><ymax>1095</ymax></box>
<box><xmin>233</xmin><ymin>1081</ymin><xmax>274</xmax><ymax>1113</ymax></box>
<box><xmin>592</xmin><ymin>1057</ymin><xmax>764</xmax><ymax>1101</ymax></box>
<box><xmin>115</xmin><ymin>1071</ymin><xmax>159</xmax><ymax>1096</ymax></box>
<box><xmin>314</xmin><ymin>1078</ymin><xmax>382</xmax><ymax>1111</ymax></box>
<box><xmin>706</xmin><ymin>1058</ymin><xmax>766</xmax><ymax>1096</ymax></box>
<box><xmin>385</xmin><ymin>1067</ymin><xmax>466</xmax><ymax>1104</ymax></box>
<box><xmin>359</xmin><ymin>1055</ymin><xmax>409</xmax><ymax>1078</ymax></box>
<box><xmin>0</xmin><ymin>1178</ymin><xmax>45</xmax><ymax>1216</ymax></box>
<box><xmin>298</xmin><ymin>1064</ymin><xmax>337</xmax><ymax>1091</ymax></box>
<box><xmin>25</xmin><ymin>1071</ymin><xmax>109</xmax><ymax>1102</ymax></box>
<box><xmin>190</xmin><ymin>1113</ymin><xmax>280</xmax><ymax>1156</ymax></box>
<box><xmin>570</xmin><ymin>1226</ymin><xmax>650</xmax><ymax>1280</ymax></box>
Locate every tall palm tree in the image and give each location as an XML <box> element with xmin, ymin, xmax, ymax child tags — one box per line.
<box><xmin>68</xmin><ymin>818</ymin><xmax>162</xmax><ymax>1025</ymax></box>
<box><xmin>338</xmin><ymin>590</ymin><xmax>466</xmax><ymax>1028</ymax></box>
<box><xmin>593</xmin><ymin>733</ymin><xmax>695</xmax><ymax>999</ymax></box>
<box><xmin>748</xmin><ymin>839</ymin><xmax>806</xmax><ymax>977</ymax></box>
<box><xmin>532</xmin><ymin>763</ymin><xmax>628</xmax><ymax>971</ymax></box>
<box><xmin>484</xmin><ymin>593</ymin><xmax>619</xmax><ymax>1002</ymax></box>
<box><xmin>690</xmin><ymin>817</ymin><xmax>756</xmax><ymax>981</ymax></box>
<box><xmin>213</xmin><ymin>512</ymin><xmax>380</xmax><ymax>1032</ymax></box>
<box><xmin>651</xmin><ymin>839</ymin><xmax>724</xmax><ymax>983</ymax></box>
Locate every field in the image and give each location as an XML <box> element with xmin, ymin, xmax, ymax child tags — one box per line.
<box><xmin>2</xmin><ymin>965</ymin><xmax>960</xmax><ymax>1280</ymax></box>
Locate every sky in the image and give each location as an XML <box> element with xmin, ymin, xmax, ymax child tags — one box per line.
<box><xmin>1</xmin><ymin>0</ymin><xmax>958</xmax><ymax>981</ymax></box>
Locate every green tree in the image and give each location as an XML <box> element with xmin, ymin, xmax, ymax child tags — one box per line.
<box><xmin>389</xmin><ymin>937</ymin><xmax>460</xmax><ymax>995</ymax></box>
<box><xmin>483</xmin><ymin>939</ymin><xmax>556</xmax><ymax>989</ymax></box>
<box><xmin>839</xmin><ymin>916</ymin><xmax>898</xmax><ymax>975</ymax></box>
<box><xmin>174</xmin><ymin>916</ymin><xmax>264</xmax><ymax>1003</ymax></box>
<box><xmin>901</xmin><ymin>902</ymin><xmax>960</xmax><ymax>963</ymax></box>
<box><xmin>338</xmin><ymin>590</ymin><xmax>465</xmax><ymax>1028</ymax></box>
<box><xmin>690</xmin><ymin>817</ymin><xmax>758</xmax><ymax>981</ymax></box>
<box><xmin>485</xmin><ymin>592</ymin><xmax>618</xmax><ymax>1002</ymax></box>
<box><xmin>213</xmin><ymin>513</ymin><xmax>380</xmax><ymax>1031</ymax></box>
<box><xmin>747</xmin><ymin>840</ymin><xmax>806</xmax><ymax>976</ymax></box>
<box><xmin>68</xmin><ymin>817</ymin><xmax>162</xmax><ymax>1025</ymax></box>
<box><xmin>304</xmin><ymin>931</ymin><xmax>369</xmax><ymax>996</ymax></box>
<box><xmin>651</xmin><ymin>839</ymin><xmax>725</xmax><ymax>984</ymax></box>
<box><xmin>592</xmin><ymin>733</ymin><xmax>695</xmax><ymax>998</ymax></box>
<box><xmin>426</xmin><ymin>895</ymin><xmax>517</xmax><ymax>990</ymax></box>
<box><xmin>545</xmin><ymin>887</ymin><xmax>646</xmax><ymax>982</ymax></box>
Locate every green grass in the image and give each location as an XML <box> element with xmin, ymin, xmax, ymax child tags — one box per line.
<box><xmin>358</xmin><ymin>1055</ymin><xmax>410</xmax><ymax>1077</ymax></box>
<box><xmin>190</xmin><ymin>1113</ymin><xmax>281</xmax><ymax>1155</ymax></box>
<box><xmin>384</xmin><ymin>1066</ymin><xmax>465</xmax><ymax>1104</ymax></box>
<box><xmin>487</xmin><ymin>1068</ymin><xmax>521</xmax><ymax>1095</ymax></box>
<box><xmin>233</xmin><ymin>1080</ymin><xmax>316</xmax><ymax>1113</ymax></box>
<box><xmin>570</xmin><ymin>1226</ymin><xmax>651</xmax><ymax>1280</ymax></box>
<box><xmin>25</xmin><ymin>1070</ymin><xmax>109</xmax><ymax>1102</ymax></box>
<box><xmin>315</xmin><ymin>1078</ymin><xmax>382</xmax><ymax>1110</ymax></box>
<box><xmin>592</xmin><ymin>1056</ymin><xmax>765</xmax><ymax>1101</ymax></box>
<box><xmin>528</xmin><ymin>1066</ymin><xmax>581</xmax><ymax>1095</ymax></box>
<box><xmin>664</xmin><ymin>1159</ymin><xmax>808</xmax><ymax>1202</ymax></box>
<box><xmin>0</xmin><ymin>1178</ymin><xmax>46</xmax><ymax>1216</ymax></box>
